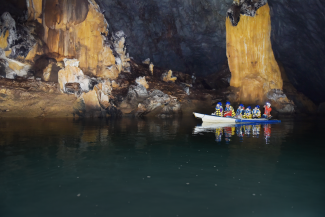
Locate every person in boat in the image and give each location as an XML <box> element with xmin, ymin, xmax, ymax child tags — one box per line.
<box><xmin>243</xmin><ymin>106</ymin><xmax>252</xmax><ymax>119</ymax></box>
<box><xmin>215</xmin><ymin>102</ymin><xmax>223</xmax><ymax>117</ymax></box>
<box><xmin>262</xmin><ymin>102</ymin><xmax>272</xmax><ymax>119</ymax></box>
<box><xmin>224</xmin><ymin>101</ymin><xmax>236</xmax><ymax>117</ymax></box>
<box><xmin>236</xmin><ymin>104</ymin><xmax>245</xmax><ymax>118</ymax></box>
<box><xmin>252</xmin><ymin>105</ymin><xmax>261</xmax><ymax>119</ymax></box>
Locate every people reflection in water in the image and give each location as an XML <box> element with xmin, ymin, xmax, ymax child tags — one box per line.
<box><xmin>264</xmin><ymin>124</ymin><xmax>271</xmax><ymax>144</ymax></box>
<box><xmin>236</xmin><ymin>125</ymin><xmax>244</xmax><ymax>142</ymax></box>
<box><xmin>215</xmin><ymin>128</ymin><xmax>223</xmax><ymax>143</ymax></box>
<box><xmin>224</xmin><ymin>126</ymin><xmax>235</xmax><ymax>144</ymax></box>
<box><xmin>205</xmin><ymin>124</ymin><xmax>270</xmax><ymax>144</ymax></box>
<box><xmin>252</xmin><ymin>124</ymin><xmax>261</xmax><ymax>138</ymax></box>
<box><xmin>244</xmin><ymin>125</ymin><xmax>252</xmax><ymax>137</ymax></box>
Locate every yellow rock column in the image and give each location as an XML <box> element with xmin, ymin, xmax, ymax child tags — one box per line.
<box><xmin>226</xmin><ymin>3</ymin><xmax>283</xmax><ymax>104</ymax></box>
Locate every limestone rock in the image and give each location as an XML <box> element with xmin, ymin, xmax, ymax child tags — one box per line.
<box><xmin>149</xmin><ymin>63</ymin><xmax>154</xmax><ymax>75</ymax></box>
<box><xmin>127</xmin><ymin>84</ymin><xmax>148</xmax><ymax>104</ymax></box>
<box><xmin>227</xmin><ymin>0</ymin><xmax>267</xmax><ymax>26</ymax></box>
<box><xmin>81</xmin><ymin>90</ymin><xmax>101</xmax><ymax>112</ymax></box>
<box><xmin>26</xmin><ymin>0</ymin><xmax>43</xmax><ymax>22</ymax></box>
<box><xmin>58</xmin><ymin>59</ymin><xmax>90</xmax><ymax>93</ymax></box>
<box><xmin>142</xmin><ymin>58</ymin><xmax>150</xmax><ymax>65</ymax></box>
<box><xmin>135</xmin><ymin>76</ymin><xmax>149</xmax><ymax>89</ymax></box>
<box><xmin>111</xmin><ymin>80</ymin><xmax>120</xmax><ymax>89</ymax></box>
<box><xmin>112</xmin><ymin>31</ymin><xmax>130</xmax><ymax>73</ymax></box>
<box><xmin>226</xmin><ymin>3</ymin><xmax>284</xmax><ymax>104</ymax></box>
<box><xmin>0</xmin><ymin>12</ymin><xmax>44</xmax><ymax>60</ymax></box>
<box><xmin>32</xmin><ymin>56</ymin><xmax>62</xmax><ymax>82</ymax></box>
<box><xmin>136</xmin><ymin>90</ymin><xmax>181</xmax><ymax>116</ymax></box>
<box><xmin>162</xmin><ymin>70</ymin><xmax>177</xmax><ymax>83</ymax></box>
<box><xmin>38</xmin><ymin>0</ymin><xmax>126</xmax><ymax>79</ymax></box>
<box><xmin>65</xmin><ymin>83</ymin><xmax>81</xmax><ymax>95</ymax></box>
<box><xmin>94</xmin><ymin>80</ymin><xmax>112</xmax><ymax>109</ymax></box>
<box><xmin>266</xmin><ymin>89</ymin><xmax>295</xmax><ymax>113</ymax></box>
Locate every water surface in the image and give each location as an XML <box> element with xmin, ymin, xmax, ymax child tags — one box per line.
<box><xmin>0</xmin><ymin>117</ymin><xmax>324</xmax><ymax>217</ymax></box>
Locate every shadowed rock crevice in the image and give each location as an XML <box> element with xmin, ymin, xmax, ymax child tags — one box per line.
<box><xmin>227</xmin><ymin>0</ymin><xmax>267</xmax><ymax>26</ymax></box>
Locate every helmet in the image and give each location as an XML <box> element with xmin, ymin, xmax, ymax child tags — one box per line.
<box><xmin>247</xmin><ymin>106</ymin><xmax>251</xmax><ymax>109</ymax></box>
<box><xmin>240</xmin><ymin>104</ymin><xmax>244</xmax><ymax>107</ymax></box>
<box><xmin>256</xmin><ymin>105</ymin><xmax>260</xmax><ymax>109</ymax></box>
<box><xmin>218</xmin><ymin>102</ymin><xmax>222</xmax><ymax>106</ymax></box>
<box><xmin>266</xmin><ymin>102</ymin><xmax>271</xmax><ymax>107</ymax></box>
<box><xmin>226</xmin><ymin>101</ymin><xmax>231</xmax><ymax>105</ymax></box>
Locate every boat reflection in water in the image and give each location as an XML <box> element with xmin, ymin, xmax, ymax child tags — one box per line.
<box><xmin>193</xmin><ymin>122</ymin><xmax>273</xmax><ymax>144</ymax></box>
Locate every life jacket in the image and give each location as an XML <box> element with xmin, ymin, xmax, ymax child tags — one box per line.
<box><xmin>236</xmin><ymin>108</ymin><xmax>241</xmax><ymax>116</ymax></box>
<box><xmin>215</xmin><ymin>106</ymin><xmax>223</xmax><ymax>117</ymax></box>
<box><xmin>253</xmin><ymin>108</ymin><xmax>261</xmax><ymax>118</ymax></box>
<box><xmin>243</xmin><ymin>109</ymin><xmax>252</xmax><ymax>119</ymax></box>
<box><xmin>264</xmin><ymin>106</ymin><xmax>272</xmax><ymax>116</ymax></box>
<box><xmin>224</xmin><ymin>106</ymin><xmax>236</xmax><ymax>117</ymax></box>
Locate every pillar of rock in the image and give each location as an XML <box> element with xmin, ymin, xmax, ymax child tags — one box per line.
<box><xmin>226</xmin><ymin>2</ymin><xmax>283</xmax><ymax>104</ymax></box>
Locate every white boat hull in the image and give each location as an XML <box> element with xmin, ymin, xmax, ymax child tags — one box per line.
<box><xmin>193</xmin><ymin>112</ymin><xmax>236</xmax><ymax>123</ymax></box>
<box><xmin>193</xmin><ymin>112</ymin><xmax>280</xmax><ymax>123</ymax></box>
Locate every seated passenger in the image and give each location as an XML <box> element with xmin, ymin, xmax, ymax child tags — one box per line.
<box><xmin>252</xmin><ymin>105</ymin><xmax>261</xmax><ymax>118</ymax></box>
<box><xmin>224</xmin><ymin>102</ymin><xmax>235</xmax><ymax>117</ymax></box>
<box><xmin>236</xmin><ymin>104</ymin><xmax>245</xmax><ymax>118</ymax></box>
<box><xmin>243</xmin><ymin>106</ymin><xmax>252</xmax><ymax>119</ymax></box>
<box><xmin>215</xmin><ymin>102</ymin><xmax>223</xmax><ymax>117</ymax></box>
<box><xmin>262</xmin><ymin>102</ymin><xmax>272</xmax><ymax>119</ymax></box>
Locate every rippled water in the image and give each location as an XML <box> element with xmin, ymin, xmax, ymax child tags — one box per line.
<box><xmin>0</xmin><ymin>117</ymin><xmax>324</xmax><ymax>217</ymax></box>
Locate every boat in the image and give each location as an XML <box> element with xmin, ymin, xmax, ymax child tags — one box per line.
<box><xmin>193</xmin><ymin>112</ymin><xmax>281</xmax><ymax>123</ymax></box>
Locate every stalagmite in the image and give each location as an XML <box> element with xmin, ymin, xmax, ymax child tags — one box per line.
<box><xmin>136</xmin><ymin>76</ymin><xmax>149</xmax><ymax>89</ymax></box>
<box><xmin>162</xmin><ymin>70</ymin><xmax>177</xmax><ymax>83</ymax></box>
<box><xmin>226</xmin><ymin>1</ymin><xmax>284</xmax><ymax>104</ymax></box>
<box><xmin>149</xmin><ymin>63</ymin><xmax>154</xmax><ymax>75</ymax></box>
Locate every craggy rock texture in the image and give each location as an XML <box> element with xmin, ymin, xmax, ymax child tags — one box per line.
<box><xmin>227</xmin><ymin>0</ymin><xmax>267</xmax><ymax>26</ymax></box>
<box><xmin>41</xmin><ymin>0</ymin><xmax>126</xmax><ymax>78</ymax></box>
<box><xmin>226</xmin><ymin>3</ymin><xmax>284</xmax><ymax>104</ymax></box>
<box><xmin>0</xmin><ymin>0</ymin><xmax>130</xmax><ymax>80</ymax></box>
<box><xmin>96</xmin><ymin>0</ymin><xmax>230</xmax><ymax>76</ymax></box>
<box><xmin>95</xmin><ymin>0</ymin><xmax>325</xmax><ymax>103</ymax></box>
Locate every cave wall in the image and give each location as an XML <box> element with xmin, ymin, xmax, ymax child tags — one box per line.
<box><xmin>269</xmin><ymin>0</ymin><xmax>325</xmax><ymax>104</ymax></box>
<box><xmin>96</xmin><ymin>0</ymin><xmax>230</xmax><ymax>75</ymax></box>
<box><xmin>96</xmin><ymin>0</ymin><xmax>325</xmax><ymax>103</ymax></box>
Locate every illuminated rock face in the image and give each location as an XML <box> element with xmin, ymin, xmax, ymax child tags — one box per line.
<box><xmin>1</xmin><ymin>0</ymin><xmax>128</xmax><ymax>79</ymax></box>
<box><xmin>40</xmin><ymin>0</ymin><xmax>122</xmax><ymax>78</ymax></box>
<box><xmin>226</xmin><ymin>3</ymin><xmax>283</xmax><ymax>104</ymax></box>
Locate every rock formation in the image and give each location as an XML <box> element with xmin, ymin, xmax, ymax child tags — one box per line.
<box><xmin>0</xmin><ymin>0</ymin><xmax>130</xmax><ymax>80</ymax></box>
<box><xmin>135</xmin><ymin>76</ymin><xmax>149</xmax><ymax>89</ymax></box>
<box><xmin>58</xmin><ymin>59</ymin><xmax>91</xmax><ymax>93</ymax></box>
<box><xmin>149</xmin><ymin>63</ymin><xmax>154</xmax><ymax>75</ymax></box>
<box><xmin>161</xmin><ymin>70</ymin><xmax>177</xmax><ymax>83</ymax></box>
<box><xmin>226</xmin><ymin>2</ymin><xmax>287</xmax><ymax>108</ymax></box>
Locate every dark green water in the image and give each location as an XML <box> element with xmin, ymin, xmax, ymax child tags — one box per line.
<box><xmin>0</xmin><ymin>117</ymin><xmax>324</xmax><ymax>217</ymax></box>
